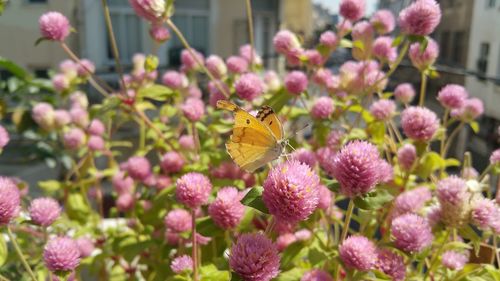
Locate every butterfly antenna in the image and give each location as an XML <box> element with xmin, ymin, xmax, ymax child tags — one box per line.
<box><xmin>287</xmin><ymin>141</ymin><xmax>296</xmax><ymax>152</ymax></box>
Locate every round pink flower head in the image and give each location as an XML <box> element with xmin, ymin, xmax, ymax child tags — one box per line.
<box><xmin>311</xmin><ymin>96</ymin><xmax>334</xmax><ymax>119</ymax></box>
<box><xmin>392</xmin><ymin>186</ymin><xmax>432</xmax><ymax>218</ymax></box>
<box><xmin>317</xmin><ymin>184</ymin><xmax>333</xmax><ymax>210</ymax></box>
<box><xmin>291</xmin><ymin>148</ymin><xmax>317</xmax><ymax>168</ymax></box>
<box><xmin>88</xmin><ymin>119</ymin><xmax>105</xmax><ymax>136</ymax></box>
<box><xmin>320</xmin><ymin>31</ymin><xmax>337</xmax><ymax>49</ymax></box>
<box><xmin>451</xmin><ymin>98</ymin><xmax>484</xmax><ymax>121</ymax></box>
<box><xmin>179</xmin><ymin>135</ymin><xmax>195</xmax><ymax>150</ymax></box>
<box><xmin>401</xmin><ymin>106</ymin><xmax>439</xmax><ymax>142</ymax></box>
<box><xmin>129</xmin><ymin>0</ymin><xmax>166</xmax><ymax>22</ymax></box>
<box><xmin>285</xmin><ymin>71</ymin><xmax>308</xmax><ymax>95</ymax></box>
<box><xmin>294</xmin><ymin>229</ymin><xmax>312</xmax><ymax>241</ymax></box>
<box><xmin>89</xmin><ymin>137</ymin><xmax>104</xmax><ymax>152</ymax></box>
<box><xmin>208</xmin><ymin>187</ymin><xmax>245</xmax><ymax>229</ymax></box>
<box><xmin>29</xmin><ymin>197</ymin><xmax>61</xmax><ymax>227</ymax></box>
<box><xmin>377</xmin><ymin>160</ymin><xmax>394</xmax><ymax>183</ymax></box>
<box><xmin>235</xmin><ymin>73</ymin><xmax>265</xmax><ymax>101</ymax></box>
<box><xmin>239</xmin><ymin>44</ymin><xmax>263</xmax><ymax>65</ymax></box>
<box><xmin>32</xmin><ymin>102</ymin><xmax>55</xmax><ymax>130</ymax></box>
<box><xmin>54</xmin><ymin>110</ymin><xmax>71</xmax><ymax>129</ymax></box>
<box><xmin>426</xmin><ymin>205</ymin><xmax>442</xmax><ymax>227</ymax></box>
<box><xmin>301</xmin><ymin>269</ymin><xmax>332</xmax><ymax>281</ymax></box>
<box><xmin>490</xmin><ymin>149</ymin><xmax>500</xmax><ymax>165</ymax></box>
<box><xmin>339</xmin><ymin>235</ymin><xmax>377</xmax><ymax>271</ymax></box>
<box><xmin>187</xmin><ymin>85</ymin><xmax>202</xmax><ymax>98</ymax></box>
<box><xmin>162</xmin><ymin>71</ymin><xmax>188</xmax><ymax>90</ymax></box>
<box><xmin>164</xmin><ymin>208</ymin><xmax>192</xmax><ymax>233</ymax></box>
<box><xmin>181</xmin><ymin>98</ymin><xmax>205</xmax><ymax>122</ymax></box>
<box><xmin>76</xmin><ymin>237</ymin><xmax>95</xmax><ymax>258</ymax></box>
<box><xmin>397</xmin><ymin>143</ymin><xmax>417</xmax><ymax>171</ymax></box>
<box><xmin>399</xmin><ymin>0</ymin><xmax>441</xmax><ymax>36</ymax></box>
<box><xmin>181</xmin><ymin>49</ymin><xmax>204</xmax><ymax>72</ymax></box>
<box><xmin>70</xmin><ymin>91</ymin><xmax>89</xmax><ymax>109</ymax></box>
<box><xmin>39</xmin><ymin>11</ymin><xmax>70</xmax><ymax>41</ymax></box>
<box><xmin>63</xmin><ymin>128</ymin><xmax>85</xmax><ymax>150</ymax></box>
<box><xmin>149</xmin><ymin>24</ymin><xmax>170</xmax><ymax>42</ymax></box>
<box><xmin>77</xmin><ymin>59</ymin><xmax>95</xmax><ymax>77</ymax></box>
<box><xmin>208</xmin><ymin>80</ymin><xmax>229</xmax><ymax>107</ymax></box>
<box><xmin>471</xmin><ymin>197</ymin><xmax>497</xmax><ymax>229</ymax></box>
<box><xmin>437</xmin><ymin>84</ymin><xmax>468</xmax><ymax>109</ymax></box>
<box><xmin>329</xmin><ymin>140</ymin><xmax>381</xmax><ymax>197</ymax></box>
<box><xmin>112</xmin><ymin>171</ymin><xmax>134</xmax><ymax>195</ymax></box>
<box><xmin>276</xmin><ymin>233</ymin><xmax>297</xmax><ymax>251</ymax></box>
<box><xmin>262</xmin><ymin>160</ymin><xmax>320</xmax><ymax>223</ymax></box>
<box><xmin>373</xmin><ymin>36</ymin><xmax>397</xmax><ymax>63</ymax></box>
<box><xmin>176</xmin><ymin>172</ymin><xmax>212</xmax><ymax>209</ymax></box>
<box><xmin>0</xmin><ymin>125</ymin><xmax>9</xmax><ymax>149</ymax></box>
<box><xmin>116</xmin><ymin>193</ymin><xmax>135</xmax><ymax>212</ymax></box>
<box><xmin>370</xmin><ymin>9</ymin><xmax>395</xmax><ymax>34</ymax></box>
<box><xmin>170</xmin><ymin>255</ymin><xmax>193</xmax><ymax>274</ymax></box>
<box><xmin>160</xmin><ymin>151</ymin><xmax>185</xmax><ymax>174</ymax></box>
<box><xmin>462</xmin><ymin>167</ymin><xmax>479</xmax><ymax>179</ymax></box>
<box><xmin>226</xmin><ymin>56</ymin><xmax>249</xmax><ymax>74</ymax></box>
<box><xmin>327</xmin><ymin>130</ymin><xmax>344</xmax><ymax>150</ymax></box>
<box><xmin>43</xmin><ymin>237</ymin><xmax>81</xmax><ymax>273</ymax></box>
<box><xmin>409</xmin><ymin>39</ymin><xmax>439</xmax><ymax>71</ymax></box>
<box><xmin>394</xmin><ymin>83</ymin><xmax>416</xmax><ymax>104</ymax></box>
<box><xmin>264</xmin><ymin>70</ymin><xmax>282</xmax><ymax>92</ymax></box>
<box><xmin>370</xmin><ymin>99</ymin><xmax>396</xmax><ymax>121</ymax></box>
<box><xmin>391</xmin><ymin>213</ymin><xmax>433</xmax><ymax>253</ymax></box>
<box><xmin>437</xmin><ymin>176</ymin><xmax>471</xmax><ymax>227</ymax></box>
<box><xmin>125</xmin><ymin>156</ymin><xmax>151</xmax><ymax>181</ymax></box>
<box><xmin>229</xmin><ymin>233</ymin><xmax>280</xmax><ymax>281</ymax></box>
<box><xmin>375</xmin><ymin>249</ymin><xmax>406</xmax><ymax>281</ymax></box>
<box><xmin>206</xmin><ymin>55</ymin><xmax>227</xmax><ymax>79</ymax></box>
<box><xmin>339</xmin><ymin>0</ymin><xmax>365</xmax><ymax>21</ymax></box>
<box><xmin>442</xmin><ymin>250</ymin><xmax>468</xmax><ymax>271</ymax></box>
<box><xmin>273</xmin><ymin>30</ymin><xmax>301</xmax><ymax>55</ymax></box>
<box><xmin>69</xmin><ymin>107</ymin><xmax>89</xmax><ymax>128</ymax></box>
<box><xmin>0</xmin><ymin>177</ymin><xmax>20</xmax><ymax>225</ymax></box>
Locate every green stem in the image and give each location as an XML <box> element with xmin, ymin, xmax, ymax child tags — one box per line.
<box><xmin>335</xmin><ymin>199</ymin><xmax>355</xmax><ymax>281</ymax></box>
<box><xmin>479</xmin><ymin>164</ymin><xmax>492</xmax><ymax>182</ymax></box>
<box><xmin>245</xmin><ymin>0</ymin><xmax>255</xmax><ymax>69</ymax></box>
<box><xmin>443</xmin><ymin>122</ymin><xmax>465</xmax><ymax>157</ymax></box>
<box><xmin>425</xmin><ymin>230</ymin><xmax>451</xmax><ymax>280</ymax></box>
<box><xmin>191</xmin><ymin>210</ymin><xmax>198</xmax><ymax>281</ymax></box>
<box><xmin>6</xmin><ymin>226</ymin><xmax>38</xmax><ymax>281</ymax></box>
<box><xmin>419</xmin><ymin>72</ymin><xmax>428</xmax><ymax>106</ymax></box>
<box><xmin>0</xmin><ymin>273</ymin><xmax>11</xmax><ymax>281</ymax></box>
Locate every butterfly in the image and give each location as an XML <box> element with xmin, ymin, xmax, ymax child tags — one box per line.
<box><xmin>217</xmin><ymin>100</ymin><xmax>287</xmax><ymax>172</ymax></box>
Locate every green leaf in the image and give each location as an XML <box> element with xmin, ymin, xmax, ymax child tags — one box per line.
<box><xmin>354</xmin><ymin>189</ymin><xmax>394</xmax><ymax>210</ymax></box>
<box><xmin>66</xmin><ymin>192</ymin><xmax>92</xmax><ymax>224</ymax></box>
<box><xmin>276</xmin><ymin>268</ymin><xmax>307</xmax><ymax>281</ymax></box>
<box><xmin>137</xmin><ymin>84</ymin><xmax>174</xmax><ymax>101</ymax></box>
<box><xmin>445</xmin><ymin>158</ymin><xmax>461</xmax><ymax>167</ymax></box>
<box><xmin>0</xmin><ymin>56</ymin><xmax>30</xmax><ymax>79</ymax></box>
<box><xmin>200</xmin><ymin>264</ymin><xmax>230</xmax><ymax>281</ymax></box>
<box><xmin>0</xmin><ymin>233</ymin><xmax>7</xmax><ymax>267</ymax></box>
<box><xmin>415</xmin><ymin>152</ymin><xmax>445</xmax><ymax>178</ymax></box>
<box><xmin>392</xmin><ymin>35</ymin><xmax>405</xmax><ymax>47</ymax></box>
<box><xmin>196</xmin><ymin>216</ymin><xmax>224</xmax><ymax>237</ymax></box>
<box><xmin>470</xmin><ymin>121</ymin><xmax>480</xmax><ymax>133</ymax></box>
<box><xmin>240</xmin><ymin>186</ymin><xmax>269</xmax><ymax>214</ymax></box>
<box><xmin>367</xmin><ymin>121</ymin><xmax>386</xmax><ymax>145</ymax></box>
<box><xmin>307</xmin><ymin>247</ymin><xmax>328</xmax><ymax>266</ymax></box>
<box><xmin>38</xmin><ymin>180</ymin><xmax>62</xmax><ymax>193</ymax></box>
<box><xmin>339</xmin><ymin>38</ymin><xmax>353</xmax><ymax>48</ymax></box>
<box><xmin>230</xmin><ymin>273</ymin><xmax>244</xmax><ymax>281</ymax></box>
<box><xmin>352</xmin><ymin>40</ymin><xmax>365</xmax><ymax>51</ymax></box>
<box><xmin>34</xmin><ymin>37</ymin><xmax>49</xmax><ymax>46</ymax></box>
<box><xmin>264</xmin><ymin>89</ymin><xmax>294</xmax><ymax>113</ymax></box>
<box><xmin>485</xmin><ymin>265</ymin><xmax>500</xmax><ymax>281</ymax></box>
<box><xmin>280</xmin><ymin>241</ymin><xmax>305</xmax><ymax>269</ymax></box>
<box><xmin>323</xmin><ymin>179</ymin><xmax>340</xmax><ymax>193</ymax></box>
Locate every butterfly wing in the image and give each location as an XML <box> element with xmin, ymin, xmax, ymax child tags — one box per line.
<box><xmin>256</xmin><ymin>105</ymin><xmax>284</xmax><ymax>140</ymax></box>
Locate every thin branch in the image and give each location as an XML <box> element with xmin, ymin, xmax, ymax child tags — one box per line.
<box><xmin>245</xmin><ymin>0</ymin><xmax>255</xmax><ymax>68</ymax></box>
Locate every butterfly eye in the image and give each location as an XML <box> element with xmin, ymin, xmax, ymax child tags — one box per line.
<box><xmin>246</xmin><ymin>119</ymin><xmax>250</xmax><ymax>124</ymax></box>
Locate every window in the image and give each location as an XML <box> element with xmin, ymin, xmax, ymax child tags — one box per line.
<box><xmin>452</xmin><ymin>31</ymin><xmax>465</xmax><ymax>65</ymax></box>
<box><xmin>486</xmin><ymin>0</ymin><xmax>496</xmax><ymax>8</ymax></box>
<box><xmin>440</xmin><ymin>31</ymin><xmax>450</xmax><ymax>61</ymax></box>
<box><xmin>477</xmin><ymin>42</ymin><xmax>490</xmax><ymax>78</ymax></box>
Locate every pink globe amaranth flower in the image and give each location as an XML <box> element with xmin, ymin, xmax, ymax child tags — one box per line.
<box><xmin>181</xmin><ymin>49</ymin><xmax>204</xmax><ymax>72</ymax></box>
<box><xmin>471</xmin><ymin>197</ymin><xmax>498</xmax><ymax>229</ymax></box>
<box><xmin>179</xmin><ymin>135</ymin><xmax>195</xmax><ymax>150</ymax></box>
<box><xmin>377</xmin><ymin>160</ymin><xmax>394</xmax><ymax>183</ymax></box>
<box><xmin>164</xmin><ymin>208</ymin><xmax>192</xmax><ymax>233</ymax></box>
<box><xmin>320</xmin><ymin>31</ymin><xmax>337</xmax><ymax>49</ymax></box>
<box><xmin>176</xmin><ymin>172</ymin><xmax>212</xmax><ymax>209</ymax></box>
<box><xmin>206</xmin><ymin>55</ymin><xmax>227</xmax><ymax>79</ymax></box>
<box><xmin>442</xmin><ymin>251</ymin><xmax>468</xmax><ymax>271</ymax></box>
<box><xmin>305</xmin><ymin>49</ymin><xmax>325</xmax><ymax>67</ymax></box>
<box><xmin>316</xmin><ymin>147</ymin><xmax>337</xmax><ymax>175</ymax></box>
<box><xmin>116</xmin><ymin>193</ymin><xmax>135</xmax><ymax>212</ymax></box>
<box><xmin>170</xmin><ymin>255</ymin><xmax>193</xmax><ymax>274</ymax></box>
<box><xmin>53</xmin><ymin>110</ymin><xmax>69</xmax><ymax>128</ymax></box>
<box><xmin>59</xmin><ymin>59</ymin><xmax>77</xmax><ymax>75</ymax></box>
<box><xmin>370</xmin><ymin>9</ymin><xmax>395</xmax><ymax>34</ymax></box>
<box><xmin>399</xmin><ymin>0</ymin><xmax>441</xmax><ymax>36</ymax></box>
<box><xmin>264</xmin><ymin>70</ymin><xmax>281</xmax><ymax>92</ymax></box>
<box><xmin>0</xmin><ymin>125</ymin><xmax>9</xmax><ymax>149</ymax></box>
<box><xmin>29</xmin><ymin>197</ymin><xmax>61</xmax><ymax>227</ymax></box>
<box><xmin>372</xmin><ymin>36</ymin><xmax>397</xmax><ymax>63</ymax></box>
<box><xmin>208</xmin><ymin>187</ymin><xmax>245</xmax><ymax>229</ymax></box>
<box><xmin>160</xmin><ymin>151</ymin><xmax>185</xmax><ymax>174</ymax></box>
<box><xmin>43</xmin><ymin>237</ymin><xmax>81</xmax><ymax>273</ymax></box>
<box><xmin>397</xmin><ymin>143</ymin><xmax>417</xmax><ymax>171</ymax></box>
<box><xmin>462</xmin><ymin>167</ymin><xmax>479</xmax><ymax>179</ymax></box>
<box><xmin>392</xmin><ymin>186</ymin><xmax>432</xmax><ymax>218</ymax></box>
<box><xmin>75</xmin><ymin>237</ymin><xmax>94</xmax><ymax>258</ymax></box>
<box><xmin>394</xmin><ymin>83</ymin><xmax>416</xmax><ymax>104</ymax></box>
<box><xmin>312</xmin><ymin>68</ymin><xmax>333</xmax><ymax>88</ymax></box>
<box><xmin>88</xmin><ymin>119</ymin><xmax>105</xmax><ymax>136</ymax></box>
<box><xmin>88</xmin><ymin>136</ymin><xmax>105</xmax><ymax>151</ymax></box>
<box><xmin>0</xmin><ymin>177</ymin><xmax>20</xmax><ymax>225</ymax></box>
<box><xmin>181</xmin><ymin>97</ymin><xmax>205</xmax><ymax>122</ymax></box>
<box><xmin>317</xmin><ymin>185</ymin><xmax>333</xmax><ymax>210</ymax></box>
<box><xmin>273</xmin><ymin>219</ymin><xmax>296</xmax><ymax>235</ymax></box>
<box><xmin>401</xmin><ymin>106</ymin><xmax>439</xmax><ymax>142</ymax></box>
<box><xmin>235</xmin><ymin>73</ymin><xmax>265</xmax><ymax>101</ymax></box>
<box><xmin>437</xmin><ymin>84</ymin><xmax>468</xmax><ymax>109</ymax></box>
<box><xmin>164</xmin><ymin>230</ymin><xmax>181</xmax><ymax>245</ymax></box>
<box><xmin>339</xmin><ymin>235</ymin><xmax>377</xmax><ymax>271</ymax></box>
<box><xmin>339</xmin><ymin>0</ymin><xmax>365</xmax><ymax>21</ymax></box>
<box><xmin>409</xmin><ymin>39</ymin><xmax>439</xmax><ymax>71</ymax></box>
<box><xmin>276</xmin><ymin>233</ymin><xmax>297</xmax><ymax>251</ymax></box>
<box><xmin>125</xmin><ymin>156</ymin><xmax>151</xmax><ymax>181</ymax></box>
<box><xmin>263</xmin><ymin>160</ymin><xmax>320</xmax><ymax>223</ymax></box>
<box><xmin>426</xmin><ymin>205</ymin><xmax>442</xmax><ymax>227</ymax></box>
<box><xmin>129</xmin><ymin>0</ymin><xmax>165</xmax><ymax>22</ymax></box>
<box><xmin>112</xmin><ymin>171</ymin><xmax>134</xmax><ymax>195</ymax></box>
<box><xmin>226</xmin><ymin>56</ymin><xmax>249</xmax><ymax>74</ymax></box>
<box><xmin>210</xmin><ymin>161</ymin><xmax>256</xmax><ymax>188</ymax></box>
<box><xmin>369</xmin><ymin>99</ymin><xmax>396</xmax><ymax>121</ymax></box>
<box><xmin>149</xmin><ymin>24</ymin><xmax>170</xmax><ymax>42</ymax></box>
<box><xmin>327</xmin><ymin>130</ymin><xmax>344</xmax><ymax>150</ymax></box>
<box><xmin>155</xmin><ymin>175</ymin><xmax>172</xmax><ymax>191</ymax></box>
<box><xmin>229</xmin><ymin>233</ymin><xmax>280</xmax><ymax>281</ymax></box>
<box><xmin>375</xmin><ymin>249</ymin><xmax>406</xmax><ymax>281</ymax></box>
<box><xmin>273</xmin><ymin>30</ymin><xmax>301</xmax><ymax>55</ymax></box>
<box><xmin>311</xmin><ymin>96</ymin><xmax>334</xmax><ymax>119</ymax></box>
<box><xmin>285</xmin><ymin>71</ymin><xmax>308</xmax><ymax>95</ymax></box>
<box><xmin>451</xmin><ymin>98</ymin><xmax>484</xmax><ymax>120</ymax></box>
<box><xmin>208</xmin><ymin>80</ymin><xmax>229</xmax><ymax>107</ymax></box>
<box><xmin>291</xmin><ymin>148</ymin><xmax>317</xmax><ymax>168</ymax></box>
<box><xmin>329</xmin><ymin>140</ymin><xmax>381</xmax><ymax>197</ymax></box>
<box><xmin>77</xmin><ymin>59</ymin><xmax>95</xmax><ymax>77</ymax></box>
<box><xmin>63</xmin><ymin>128</ymin><xmax>85</xmax><ymax>150</ymax></box>
<box><xmin>186</xmin><ymin>85</ymin><xmax>202</xmax><ymax>98</ymax></box>
<box><xmin>490</xmin><ymin>149</ymin><xmax>500</xmax><ymax>165</ymax></box>
<box><xmin>391</xmin><ymin>213</ymin><xmax>433</xmax><ymax>253</ymax></box>
<box><xmin>301</xmin><ymin>269</ymin><xmax>332</xmax><ymax>281</ymax></box>
<box><xmin>162</xmin><ymin>71</ymin><xmax>188</xmax><ymax>90</ymax></box>
<box><xmin>195</xmin><ymin>232</ymin><xmax>212</xmax><ymax>245</ymax></box>
<box><xmin>437</xmin><ymin>176</ymin><xmax>470</xmax><ymax>206</ymax></box>
<box><xmin>33</xmin><ymin>102</ymin><xmax>55</xmax><ymax>130</ymax></box>
<box><xmin>69</xmin><ymin>107</ymin><xmax>89</xmax><ymax>128</ymax></box>
<box><xmin>70</xmin><ymin>91</ymin><xmax>89</xmax><ymax>109</ymax></box>
<box><xmin>294</xmin><ymin>229</ymin><xmax>312</xmax><ymax>241</ymax></box>
<box><xmin>351</xmin><ymin>21</ymin><xmax>374</xmax><ymax>60</ymax></box>
<box><xmin>239</xmin><ymin>44</ymin><xmax>263</xmax><ymax>65</ymax></box>
<box><xmin>39</xmin><ymin>11</ymin><xmax>70</xmax><ymax>41</ymax></box>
